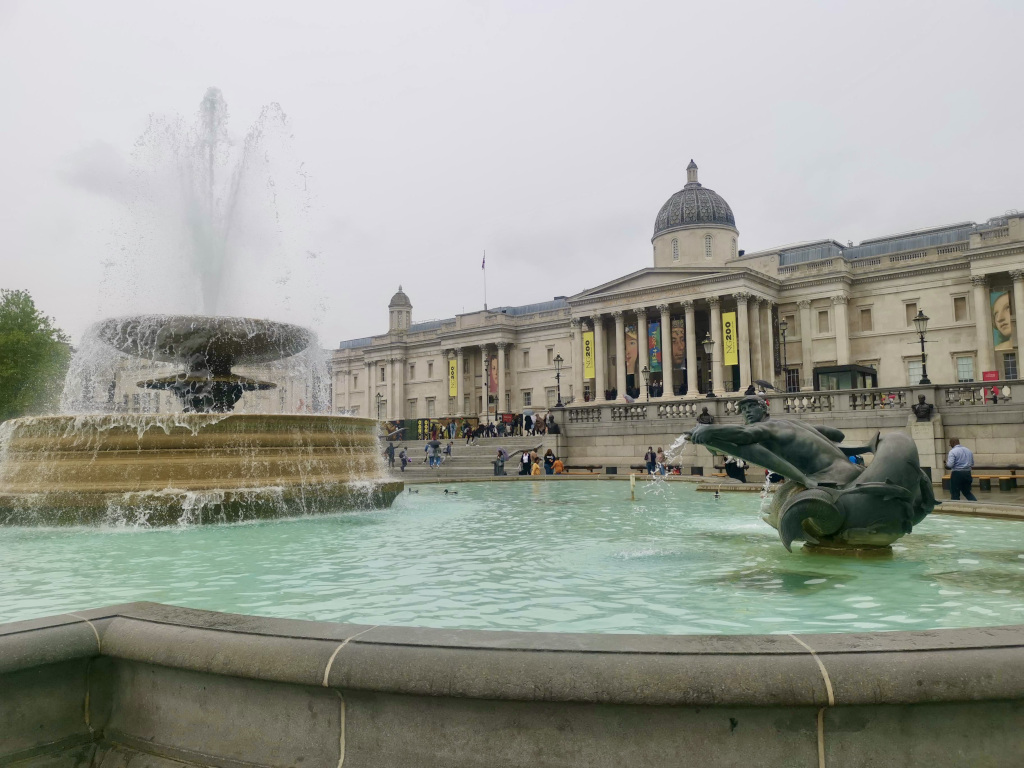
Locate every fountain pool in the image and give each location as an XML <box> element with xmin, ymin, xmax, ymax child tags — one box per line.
<box><xmin>4</xmin><ymin>480</ymin><xmax>1023</xmax><ymax>634</ymax></box>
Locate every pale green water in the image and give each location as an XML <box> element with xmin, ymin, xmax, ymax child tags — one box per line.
<box><xmin>2</xmin><ymin>481</ymin><xmax>1024</xmax><ymax>635</ymax></box>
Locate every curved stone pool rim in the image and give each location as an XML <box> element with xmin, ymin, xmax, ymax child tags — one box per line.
<box><xmin>3</xmin><ymin>602</ymin><xmax>1022</xmax><ymax>767</ymax></box>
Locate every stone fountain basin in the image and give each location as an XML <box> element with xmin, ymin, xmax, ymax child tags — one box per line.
<box><xmin>0</xmin><ymin>414</ymin><xmax>401</xmax><ymax>525</ymax></box>
<box><xmin>1</xmin><ymin>603</ymin><xmax>1022</xmax><ymax>767</ymax></box>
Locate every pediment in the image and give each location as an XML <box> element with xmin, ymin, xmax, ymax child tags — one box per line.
<box><xmin>570</xmin><ymin>266</ymin><xmax>738</xmax><ymax>305</ymax></box>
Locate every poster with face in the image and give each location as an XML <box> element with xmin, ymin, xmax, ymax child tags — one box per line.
<box><xmin>647</xmin><ymin>322</ymin><xmax>662</xmax><ymax>372</ymax></box>
<box><xmin>670</xmin><ymin>316</ymin><xmax>687</xmax><ymax>373</ymax></box>
<box><xmin>991</xmin><ymin>288</ymin><xmax>1015</xmax><ymax>351</ymax></box>
<box><xmin>488</xmin><ymin>354</ymin><xmax>499</xmax><ymax>395</ymax></box>
<box><xmin>624</xmin><ymin>324</ymin><xmax>639</xmax><ymax>378</ymax></box>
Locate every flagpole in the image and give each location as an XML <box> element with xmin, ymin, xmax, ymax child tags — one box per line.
<box><xmin>483</xmin><ymin>249</ymin><xmax>487</xmax><ymax>310</ymax></box>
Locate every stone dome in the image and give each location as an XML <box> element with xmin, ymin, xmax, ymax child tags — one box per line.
<box><xmin>388</xmin><ymin>286</ymin><xmax>412</xmax><ymax>308</ymax></box>
<box><xmin>653</xmin><ymin>160</ymin><xmax>736</xmax><ymax>239</ymax></box>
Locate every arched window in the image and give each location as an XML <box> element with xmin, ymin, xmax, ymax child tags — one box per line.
<box><xmin>705</xmin><ymin>234</ymin><xmax>713</xmax><ymax>259</ymax></box>
<box><xmin>672</xmin><ymin>238</ymin><xmax>679</xmax><ymax>261</ymax></box>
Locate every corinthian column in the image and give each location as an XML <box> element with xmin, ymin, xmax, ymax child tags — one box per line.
<box><xmin>762</xmin><ymin>301</ymin><xmax>776</xmax><ymax>388</ymax></box>
<box><xmin>455</xmin><ymin>347</ymin><xmax>465</xmax><ymax>415</ymax></box>
<box><xmin>734</xmin><ymin>292</ymin><xmax>752</xmax><ymax>390</ymax></box>
<box><xmin>832</xmin><ymin>294</ymin><xmax>850</xmax><ymax>365</ymax></box>
<box><xmin>496</xmin><ymin>342</ymin><xmax>507</xmax><ymax>414</ymax></box>
<box><xmin>613</xmin><ymin>310</ymin><xmax>627</xmax><ymax>401</ymax></box>
<box><xmin>395</xmin><ymin>357</ymin><xmax>405</xmax><ymax>420</ymax></box>
<box><xmin>708</xmin><ymin>297</ymin><xmax>724</xmax><ymax>395</ymax></box>
<box><xmin>478</xmin><ymin>345</ymin><xmax>489</xmax><ymax>420</ymax></box>
<box><xmin>798</xmin><ymin>300</ymin><xmax>814</xmax><ymax>390</ymax></box>
<box><xmin>683</xmin><ymin>300</ymin><xmax>697</xmax><ymax>396</ymax></box>
<box><xmin>750</xmin><ymin>298</ymin><xmax>764</xmax><ymax>382</ymax></box>
<box><xmin>973</xmin><ymin>276</ymin><xmax>995</xmax><ymax>377</ymax></box>
<box><xmin>634</xmin><ymin>307</ymin><xmax>648</xmax><ymax>396</ymax></box>
<box><xmin>365</xmin><ymin>359</ymin><xmax>374</xmax><ymax>417</ymax></box>
<box><xmin>594</xmin><ymin>314</ymin><xmax>607</xmax><ymax>401</ymax></box>
<box><xmin>570</xmin><ymin>319</ymin><xmax>585</xmax><ymax>404</ymax></box>
<box><xmin>659</xmin><ymin>304</ymin><xmax>673</xmax><ymax>397</ymax></box>
<box><xmin>1012</xmin><ymin>270</ymin><xmax>1024</xmax><ymax>361</ymax></box>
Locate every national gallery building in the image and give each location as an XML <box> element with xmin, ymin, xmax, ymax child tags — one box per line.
<box><xmin>331</xmin><ymin>161</ymin><xmax>1022</xmax><ymax>421</ymax></box>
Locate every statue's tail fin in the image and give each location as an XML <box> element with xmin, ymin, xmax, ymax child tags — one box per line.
<box><xmin>840</xmin><ymin>431</ymin><xmax>881</xmax><ymax>458</ymax></box>
<box><xmin>778</xmin><ymin>489</ymin><xmax>844</xmax><ymax>552</ymax></box>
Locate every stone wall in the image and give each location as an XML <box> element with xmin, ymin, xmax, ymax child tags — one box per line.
<box><xmin>2</xmin><ymin>603</ymin><xmax>1023</xmax><ymax>767</ymax></box>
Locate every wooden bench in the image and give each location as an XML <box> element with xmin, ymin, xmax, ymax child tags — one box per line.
<box><xmin>564</xmin><ymin>465</ymin><xmax>602</xmax><ymax>474</ymax></box>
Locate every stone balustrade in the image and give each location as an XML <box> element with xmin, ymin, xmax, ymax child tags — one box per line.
<box><xmin>558</xmin><ymin>381</ymin><xmax>1018</xmax><ymax>424</ymax></box>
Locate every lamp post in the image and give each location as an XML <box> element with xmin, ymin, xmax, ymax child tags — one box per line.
<box><xmin>778</xmin><ymin>318</ymin><xmax>789</xmax><ymax>392</ymax></box>
<box><xmin>375</xmin><ymin>392</ymin><xmax>384</xmax><ymax>420</ymax></box>
<box><xmin>912</xmin><ymin>309</ymin><xmax>931</xmax><ymax>385</ymax></box>
<box><xmin>641</xmin><ymin>365</ymin><xmax>650</xmax><ymax>401</ymax></box>
<box><xmin>702</xmin><ymin>332</ymin><xmax>716</xmax><ymax>398</ymax></box>
<box><xmin>553</xmin><ymin>354</ymin><xmax>564</xmax><ymax>407</ymax></box>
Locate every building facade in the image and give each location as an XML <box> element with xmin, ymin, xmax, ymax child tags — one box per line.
<box><xmin>332</xmin><ymin>161</ymin><xmax>1022</xmax><ymax>419</ymax></box>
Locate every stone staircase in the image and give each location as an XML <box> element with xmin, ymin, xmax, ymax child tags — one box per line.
<box><xmin>384</xmin><ymin>436</ymin><xmax>554</xmax><ymax>480</ymax></box>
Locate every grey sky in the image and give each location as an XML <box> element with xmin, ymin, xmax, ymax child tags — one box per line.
<box><xmin>2</xmin><ymin>0</ymin><xmax>1021</xmax><ymax>346</ymax></box>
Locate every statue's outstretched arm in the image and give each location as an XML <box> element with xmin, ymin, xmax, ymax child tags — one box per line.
<box><xmin>815</xmin><ymin>425</ymin><xmax>846</xmax><ymax>443</ymax></box>
<box><xmin>690</xmin><ymin>423</ymin><xmax>770</xmax><ymax>445</ymax></box>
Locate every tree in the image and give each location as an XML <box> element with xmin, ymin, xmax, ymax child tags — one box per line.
<box><xmin>0</xmin><ymin>290</ymin><xmax>72</xmax><ymax>422</ymax></box>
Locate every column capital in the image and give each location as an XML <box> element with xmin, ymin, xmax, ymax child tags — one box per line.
<box><xmin>798</xmin><ymin>299</ymin><xmax>813</xmax><ymax>309</ymax></box>
<box><xmin>1010</xmin><ymin>269</ymin><xmax>1024</xmax><ymax>281</ymax></box>
<box><xmin>657</xmin><ymin>303</ymin><xmax>672</xmax><ymax>313</ymax></box>
<box><xmin>496</xmin><ymin>341</ymin><xmax>508</xmax><ymax>349</ymax></box>
<box><xmin>569</xmin><ymin>317</ymin><xmax>581</xmax><ymax>328</ymax></box>
<box><xmin>632</xmin><ymin>306</ymin><xmax>648</xmax><ymax>319</ymax></box>
<box><xmin>831</xmin><ymin>294</ymin><xmax>849</xmax><ymax>305</ymax></box>
<box><xmin>706</xmin><ymin>296</ymin><xmax>721</xmax><ymax>308</ymax></box>
<box><xmin>733</xmin><ymin>291</ymin><xmax>752</xmax><ymax>302</ymax></box>
<box><xmin>971</xmin><ymin>275</ymin><xmax>988</xmax><ymax>287</ymax></box>
<box><xmin>611</xmin><ymin>310</ymin><xmax>624</xmax><ymax>320</ymax></box>
<box><xmin>680</xmin><ymin>299</ymin><xmax>695</xmax><ymax>311</ymax></box>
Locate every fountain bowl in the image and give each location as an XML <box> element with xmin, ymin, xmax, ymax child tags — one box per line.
<box><xmin>0</xmin><ymin>413</ymin><xmax>401</xmax><ymax>525</ymax></box>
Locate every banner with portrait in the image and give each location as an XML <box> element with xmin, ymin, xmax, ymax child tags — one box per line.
<box><xmin>647</xmin><ymin>322</ymin><xmax>662</xmax><ymax>372</ymax></box>
<box><xmin>583</xmin><ymin>330</ymin><xmax>595</xmax><ymax>379</ymax></box>
<box><xmin>670</xmin><ymin>315</ymin><xmax>686</xmax><ymax>373</ymax></box>
<box><xmin>625</xmin><ymin>323</ymin><xmax>639</xmax><ymax>380</ymax></box>
<box><xmin>722</xmin><ymin>311</ymin><xmax>738</xmax><ymax>366</ymax></box>
<box><xmin>448</xmin><ymin>358</ymin><xmax>458</xmax><ymax>397</ymax></box>
<box><xmin>488</xmin><ymin>353</ymin><xmax>498</xmax><ymax>394</ymax></box>
<box><xmin>991</xmin><ymin>287</ymin><xmax>1016</xmax><ymax>351</ymax></box>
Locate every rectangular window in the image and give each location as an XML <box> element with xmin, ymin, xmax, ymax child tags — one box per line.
<box><xmin>522</xmin><ymin>390</ymin><xmax>532</xmax><ymax>407</ymax></box>
<box><xmin>350</xmin><ymin>406</ymin><xmax>359</xmax><ymax>416</ymax></box>
<box><xmin>463</xmin><ymin>396</ymin><xmax>470</xmax><ymax>413</ymax></box>
<box><xmin>1003</xmin><ymin>353</ymin><xmax>1018</xmax><ymax>380</ymax></box>
<box><xmin>523</xmin><ymin>350</ymin><xmax>530</xmax><ymax>368</ymax></box>
<box><xmin>956</xmin><ymin>356</ymin><xmax>975</xmax><ymax>383</ymax></box>
<box><xmin>379</xmin><ymin>366</ymin><xmax>385</xmax><ymax>383</ymax></box>
<box><xmin>905</xmin><ymin>302</ymin><xmax>918</xmax><ymax>328</ymax></box>
<box><xmin>546</xmin><ymin>347</ymin><xmax>554</xmax><ymax>365</ymax></box>
<box><xmin>785</xmin><ymin>368</ymin><xmax>800</xmax><ymax>392</ymax></box>
<box><xmin>407</xmin><ymin>399</ymin><xmax>417</xmax><ymax>418</ymax></box>
<box><xmin>505</xmin><ymin>393</ymin><xmax>510</xmax><ymax>412</ymax></box>
<box><xmin>352</xmin><ymin>374</ymin><xmax>358</xmax><ymax>389</ymax></box>
<box><xmin>859</xmin><ymin>308</ymin><xmax>872</xmax><ymax>332</ymax></box>
<box><xmin>426</xmin><ymin>397</ymin><xmax>435</xmax><ymax>417</ymax></box>
<box><xmin>427</xmin><ymin>362</ymin><xmax>434</xmax><ymax>378</ymax></box>
<box><xmin>817</xmin><ymin>310</ymin><xmax>830</xmax><ymax>334</ymax></box>
<box><xmin>907</xmin><ymin>359</ymin><xmax>924</xmax><ymax>385</ymax></box>
<box><xmin>463</xmin><ymin>359</ymin><xmax>469</xmax><ymax>374</ymax></box>
<box><xmin>546</xmin><ymin>387</ymin><xmax>557</xmax><ymax>407</ymax></box>
<box><xmin>782</xmin><ymin>314</ymin><xmax>798</xmax><ymax>337</ymax></box>
<box><xmin>409</xmin><ymin>364</ymin><xmax>415</xmax><ymax>380</ymax></box>
<box><xmin>953</xmin><ymin>296</ymin><xmax>968</xmax><ymax>322</ymax></box>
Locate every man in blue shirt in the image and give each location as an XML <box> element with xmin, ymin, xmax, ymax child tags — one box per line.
<box><xmin>945</xmin><ymin>438</ymin><xmax>977</xmax><ymax>501</ymax></box>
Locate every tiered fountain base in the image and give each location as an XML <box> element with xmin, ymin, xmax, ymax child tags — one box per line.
<box><xmin>0</xmin><ymin>414</ymin><xmax>402</xmax><ymax>526</ymax></box>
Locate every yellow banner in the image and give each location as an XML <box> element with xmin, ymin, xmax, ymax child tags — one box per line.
<box><xmin>448</xmin><ymin>358</ymin><xmax>458</xmax><ymax>397</ymax></box>
<box><xmin>722</xmin><ymin>311</ymin><xmax>738</xmax><ymax>366</ymax></box>
<box><xmin>583</xmin><ymin>331</ymin><xmax>596</xmax><ymax>379</ymax></box>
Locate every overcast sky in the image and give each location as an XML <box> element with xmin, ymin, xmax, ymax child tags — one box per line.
<box><xmin>2</xmin><ymin>0</ymin><xmax>1021</xmax><ymax>346</ymax></box>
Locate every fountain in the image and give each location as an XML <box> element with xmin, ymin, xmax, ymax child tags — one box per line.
<box><xmin>0</xmin><ymin>89</ymin><xmax>401</xmax><ymax>525</ymax></box>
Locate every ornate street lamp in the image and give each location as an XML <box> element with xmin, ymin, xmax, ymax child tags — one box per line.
<box><xmin>553</xmin><ymin>354</ymin><xmax>564</xmax><ymax>407</ymax></box>
<box><xmin>778</xmin><ymin>318</ymin><xmax>789</xmax><ymax>392</ymax></box>
<box><xmin>375</xmin><ymin>391</ymin><xmax>384</xmax><ymax>420</ymax></box>
<box><xmin>641</xmin><ymin>365</ymin><xmax>650</xmax><ymax>401</ymax></box>
<box><xmin>912</xmin><ymin>309</ymin><xmax>931</xmax><ymax>385</ymax></box>
<box><xmin>702</xmin><ymin>332</ymin><xmax>716</xmax><ymax>398</ymax></box>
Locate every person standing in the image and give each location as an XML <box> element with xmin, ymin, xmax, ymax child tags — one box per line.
<box><xmin>655</xmin><ymin>447</ymin><xmax>666</xmax><ymax>476</ymax></box>
<box><xmin>946</xmin><ymin>438</ymin><xmax>977</xmax><ymax>501</ymax></box>
<box><xmin>399</xmin><ymin>448</ymin><xmax>408</xmax><ymax>472</ymax></box>
<box><xmin>520</xmin><ymin>451</ymin><xmax>532</xmax><ymax>476</ymax></box>
<box><xmin>543</xmin><ymin>449</ymin><xmax>556</xmax><ymax>475</ymax></box>
<box><xmin>385</xmin><ymin>442</ymin><xmax>395</xmax><ymax>469</ymax></box>
<box><xmin>644</xmin><ymin>446</ymin><xmax>656</xmax><ymax>475</ymax></box>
